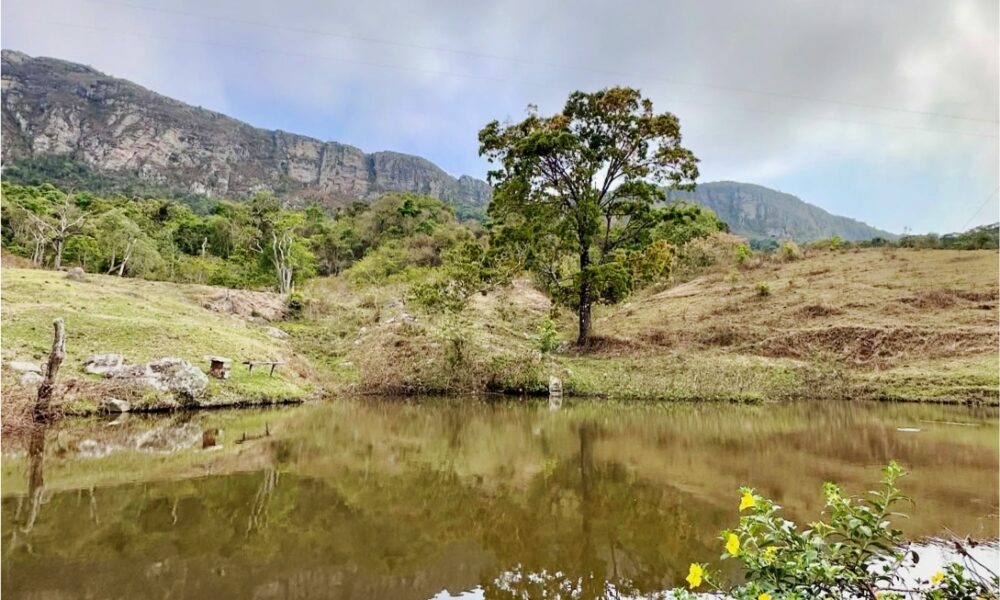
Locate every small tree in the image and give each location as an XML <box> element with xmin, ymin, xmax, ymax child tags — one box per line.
<box><xmin>479</xmin><ymin>87</ymin><xmax>699</xmax><ymax>344</ymax></box>
<box><xmin>271</xmin><ymin>213</ymin><xmax>300</xmax><ymax>294</ymax></box>
<box><xmin>32</xmin><ymin>195</ymin><xmax>86</xmax><ymax>269</ymax></box>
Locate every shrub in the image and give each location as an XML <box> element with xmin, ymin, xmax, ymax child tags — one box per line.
<box><xmin>735</xmin><ymin>243</ymin><xmax>753</xmax><ymax>265</ymax></box>
<box><xmin>675</xmin><ymin>232</ymin><xmax>753</xmax><ymax>279</ymax></box>
<box><xmin>535</xmin><ymin>318</ymin><xmax>560</xmax><ymax>354</ymax></box>
<box><xmin>286</xmin><ymin>291</ymin><xmax>305</xmax><ymax>316</ymax></box>
<box><xmin>754</xmin><ymin>281</ymin><xmax>771</xmax><ymax>297</ymax></box>
<box><xmin>777</xmin><ymin>240</ymin><xmax>802</xmax><ymax>261</ymax></box>
<box><xmin>677</xmin><ymin>462</ymin><xmax>999</xmax><ymax>600</ymax></box>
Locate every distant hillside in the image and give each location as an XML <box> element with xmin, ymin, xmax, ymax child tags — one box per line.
<box><xmin>0</xmin><ymin>50</ymin><xmax>490</xmax><ymax>212</ymax></box>
<box><xmin>671</xmin><ymin>181</ymin><xmax>895</xmax><ymax>242</ymax></box>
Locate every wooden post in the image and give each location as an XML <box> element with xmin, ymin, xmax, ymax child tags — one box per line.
<box><xmin>34</xmin><ymin>318</ymin><xmax>66</xmax><ymax>422</ymax></box>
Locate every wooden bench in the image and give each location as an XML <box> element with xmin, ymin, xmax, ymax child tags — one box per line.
<box><xmin>242</xmin><ymin>359</ymin><xmax>285</xmax><ymax>377</ymax></box>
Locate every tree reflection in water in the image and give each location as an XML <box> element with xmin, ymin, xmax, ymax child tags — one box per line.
<box><xmin>0</xmin><ymin>400</ymin><xmax>996</xmax><ymax>600</ymax></box>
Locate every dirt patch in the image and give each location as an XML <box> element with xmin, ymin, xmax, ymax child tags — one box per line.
<box><xmin>1</xmin><ymin>250</ymin><xmax>37</xmax><ymax>269</ymax></box>
<box><xmin>952</xmin><ymin>290</ymin><xmax>997</xmax><ymax>302</ymax></box>
<box><xmin>900</xmin><ymin>289</ymin><xmax>998</xmax><ymax>309</ymax></box>
<box><xmin>570</xmin><ymin>335</ymin><xmax>648</xmax><ymax>356</ymax></box>
<box><xmin>754</xmin><ymin>326</ymin><xmax>998</xmax><ymax>367</ymax></box>
<box><xmin>201</xmin><ymin>289</ymin><xmax>288</xmax><ymax>321</ymax></box>
<box><xmin>799</xmin><ymin>304</ymin><xmax>844</xmax><ymax>318</ymax></box>
<box><xmin>641</xmin><ymin>330</ymin><xmax>678</xmax><ymax>348</ymax></box>
<box><xmin>900</xmin><ymin>291</ymin><xmax>957</xmax><ymax>309</ymax></box>
<box><xmin>696</xmin><ymin>325</ymin><xmax>758</xmax><ymax>347</ymax></box>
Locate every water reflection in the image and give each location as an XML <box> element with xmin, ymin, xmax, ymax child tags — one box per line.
<box><xmin>1</xmin><ymin>399</ymin><xmax>997</xmax><ymax>599</ymax></box>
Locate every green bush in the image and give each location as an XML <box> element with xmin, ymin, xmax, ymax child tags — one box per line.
<box><xmin>677</xmin><ymin>462</ymin><xmax>999</xmax><ymax>600</ymax></box>
<box><xmin>735</xmin><ymin>243</ymin><xmax>754</xmax><ymax>265</ymax></box>
<box><xmin>535</xmin><ymin>318</ymin><xmax>560</xmax><ymax>354</ymax></box>
<box><xmin>754</xmin><ymin>281</ymin><xmax>771</xmax><ymax>297</ymax></box>
<box><xmin>286</xmin><ymin>291</ymin><xmax>305</xmax><ymax>316</ymax></box>
<box><xmin>777</xmin><ymin>240</ymin><xmax>802</xmax><ymax>261</ymax></box>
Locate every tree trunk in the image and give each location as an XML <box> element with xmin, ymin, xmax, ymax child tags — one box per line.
<box><xmin>53</xmin><ymin>237</ymin><xmax>64</xmax><ymax>270</ymax></box>
<box><xmin>34</xmin><ymin>318</ymin><xmax>66</xmax><ymax>422</ymax></box>
<box><xmin>577</xmin><ymin>248</ymin><xmax>593</xmax><ymax>346</ymax></box>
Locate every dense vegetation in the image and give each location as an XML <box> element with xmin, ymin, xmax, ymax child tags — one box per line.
<box><xmin>0</xmin><ymin>181</ymin><xmax>481</xmax><ymax>293</ymax></box>
<box><xmin>1</xmin><ymin>176</ymin><xmax>730</xmax><ymax>327</ymax></box>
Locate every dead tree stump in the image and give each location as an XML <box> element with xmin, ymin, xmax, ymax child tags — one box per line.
<box><xmin>34</xmin><ymin>318</ymin><xmax>66</xmax><ymax>422</ymax></box>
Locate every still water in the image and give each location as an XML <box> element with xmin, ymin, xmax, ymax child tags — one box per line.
<box><xmin>2</xmin><ymin>399</ymin><xmax>997</xmax><ymax>599</ymax></box>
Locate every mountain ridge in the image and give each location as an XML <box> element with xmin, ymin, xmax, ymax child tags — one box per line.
<box><xmin>0</xmin><ymin>49</ymin><xmax>491</xmax><ymax>209</ymax></box>
<box><xmin>2</xmin><ymin>50</ymin><xmax>893</xmax><ymax>240</ymax></box>
<box><xmin>672</xmin><ymin>180</ymin><xmax>896</xmax><ymax>242</ymax></box>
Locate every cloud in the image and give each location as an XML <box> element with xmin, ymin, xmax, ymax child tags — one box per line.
<box><xmin>2</xmin><ymin>0</ymin><xmax>997</xmax><ymax>232</ymax></box>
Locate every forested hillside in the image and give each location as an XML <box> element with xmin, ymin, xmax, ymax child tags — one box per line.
<box><xmin>672</xmin><ymin>181</ymin><xmax>895</xmax><ymax>243</ymax></box>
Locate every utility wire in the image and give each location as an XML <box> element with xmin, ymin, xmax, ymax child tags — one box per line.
<box><xmin>8</xmin><ymin>17</ymin><xmax>999</xmax><ymax>142</ymax></box>
<box><xmin>958</xmin><ymin>186</ymin><xmax>1000</xmax><ymax>231</ymax></box>
<box><xmin>77</xmin><ymin>0</ymin><xmax>1000</xmax><ymax>125</ymax></box>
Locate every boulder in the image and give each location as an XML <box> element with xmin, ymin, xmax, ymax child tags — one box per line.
<box><xmin>9</xmin><ymin>360</ymin><xmax>41</xmax><ymax>373</ymax></box>
<box><xmin>65</xmin><ymin>266</ymin><xmax>87</xmax><ymax>281</ymax></box>
<box><xmin>83</xmin><ymin>353</ymin><xmax>125</xmax><ymax>375</ymax></box>
<box><xmin>265</xmin><ymin>326</ymin><xmax>289</xmax><ymax>339</ymax></box>
<box><xmin>20</xmin><ymin>371</ymin><xmax>44</xmax><ymax>387</ymax></box>
<box><xmin>100</xmin><ymin>398</ymin><xmax>131</xmax><ymax>413</ymax></box>
<box><xmin>106</xmin><ymin>357</ymin><xmax>209</xmax><ymax>400</ymax></box>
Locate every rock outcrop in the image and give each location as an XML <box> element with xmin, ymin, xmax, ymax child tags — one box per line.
<box><xmin>83</xmin><ymin>353</ymin><xmax>125</xmax><ymax>375</ymax></box>
<box><xmin>1</xmin><ymin>50</ymin><xmax>491</xmax><ymax>210</ymax></box>
<box><xmin>105</xmin><ymin>357</ymin><xmax>209</xmax><ymax>401</ymax></box>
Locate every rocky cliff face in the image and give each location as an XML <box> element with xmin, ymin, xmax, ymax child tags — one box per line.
<box><xmin>0</xmin><ymin>50</ymin><xmax>490</xmax><ymax>207</ymax></box>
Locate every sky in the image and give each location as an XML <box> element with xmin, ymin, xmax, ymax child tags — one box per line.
<box><xmin>2</xmin><ymin>0</ymin><xmax>998</xmax><ymax>234</ymax></box>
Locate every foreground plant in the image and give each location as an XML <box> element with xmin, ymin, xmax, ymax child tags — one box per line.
<box><xmin>678</xmin><ymin>462</ymin><xmax>999</xmax><ymax>599</ymax></box>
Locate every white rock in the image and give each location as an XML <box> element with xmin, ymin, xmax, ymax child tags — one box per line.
<box><xmin>83</xmin><ymin>353</ymin><xmax>125</xmax><ymax>375</ymax></box>
<box><xmin>265</xmin><ymin>326</ymin><xmax>289</xmax><ymax>339</ymax></box>
<box><xmin>106</xmin><ymin>357</ymin><xmax>208</xmax><ymax>401</ymax></box>
<box><xmin>101</xmin><ymin>398</ymin><xmax>131</xmax><ymax>413</ymax></box>
<box><xmin>19</xmin><ymin>371</ymin><xmax>44</xmax><ymax>387</ymax></box>
<box><xmin>9</xmin><ymin>360</ymin><xmax>41</xmax><ymax>373</ymax></box>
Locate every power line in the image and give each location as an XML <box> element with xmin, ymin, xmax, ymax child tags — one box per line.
<box><xmin>79</xmin><ymin>0</ymin><xmax>1000</xmax><ymax>125</ymax></box>
<box><xmin>8</xmin><ymin>17</ymin><xmax>999</xmax><ymax>142</ymax></box>
<box><xmin>958</xmin><ymin>186</ymin><xmax>1000</xmax><ymax>231</ymax></box>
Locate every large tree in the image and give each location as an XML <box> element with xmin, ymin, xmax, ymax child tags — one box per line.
<box><xmin>479</xmin><ymin>87</ymin><xmax>699</xmax><ymax>345</ymax></box>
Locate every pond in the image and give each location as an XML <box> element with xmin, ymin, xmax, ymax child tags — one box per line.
<box><xmin>2</xmin><ymin>399</ymin><xmax>997</xmax><ymax>599</ymax></box>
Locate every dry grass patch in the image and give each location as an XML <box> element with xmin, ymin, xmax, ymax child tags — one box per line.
<box><xmin>754</xmin><ymin>326</ymin><xmax>998</xmax><ymax>367</ymax></box>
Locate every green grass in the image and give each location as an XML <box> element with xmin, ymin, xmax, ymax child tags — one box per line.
<box><xmin>1</xmin><ymin>268</ymin><xmax>314</xmax><ymax>415</ymax></box>
<box><xmin>4</xmin><ymin>248</ymin><xmax>997</xmax><ymax>409</ymax></box>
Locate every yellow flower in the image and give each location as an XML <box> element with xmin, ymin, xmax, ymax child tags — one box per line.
<box><xmin>686</xmin><ymin>563</ymin><xmax>704</xmax><ymax>589</ymax></box>
<box><xmin>931</xmin><ymin>571</ymin><xmax>944</xmax><ymax>585</ymax></box>
<box><xmin>762</xmin><ymin>546</ymin><xmax>778</xmax><ymax>563</ymax></box>
<box><xmin>740</xmin><ymin>491</ymin><xmax>757</xmax><ymax>511</ymax></box>
<box><xmin>725</xmin><ymin>533</ymin><xmax>740</xmax><ymax>556</ymax></box>
<box><xmin>758</xmin><ymin>594</ymin><xmax>772</xmax><ymax>600</ymax></box>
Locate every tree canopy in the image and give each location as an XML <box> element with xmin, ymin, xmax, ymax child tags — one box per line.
<box><xmin>479</xmin><ymin>87</ymin><xmax>700</xmax><ymax>344</ymax></box>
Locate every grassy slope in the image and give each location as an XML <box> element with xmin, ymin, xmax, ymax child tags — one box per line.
<box><xmin>1</xmin><ymin>268</ymin><xmax>314</xmax><ymax>419</ymax></box>
<box><xmin>594</xmin><ymin>248</ymin><xmax>998</xmax><ymax>402</ymax></box>
<box><xmin>289</xmin><ymin>248</ymin><xmax>998</xmax><ymax>403</ymax></box>
<box><xmin>3</xmin><ymin>248</ymin><xmax>996</xmax><ymax>412</ymax></box>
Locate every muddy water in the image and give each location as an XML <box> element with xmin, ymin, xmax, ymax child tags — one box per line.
<box><xmin>1</xmin><ymin>399</ymin><xmax>997</xmax><ymax>599</ymax></box>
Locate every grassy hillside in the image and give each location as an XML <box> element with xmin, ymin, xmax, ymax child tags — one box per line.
<box><xmin>286</xmin><ymin>247</ymin><xmax>998</xmax><ymax>404</ymax></box>
<box><xmin>3</xmin><ymin>248</ymin><xmax>997</xmax><ymax>420</ymax></box>
<box><xmin>1</xmin><ymin>267</ymin><xmax>314</xmax><ymax>425</ymax></box>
